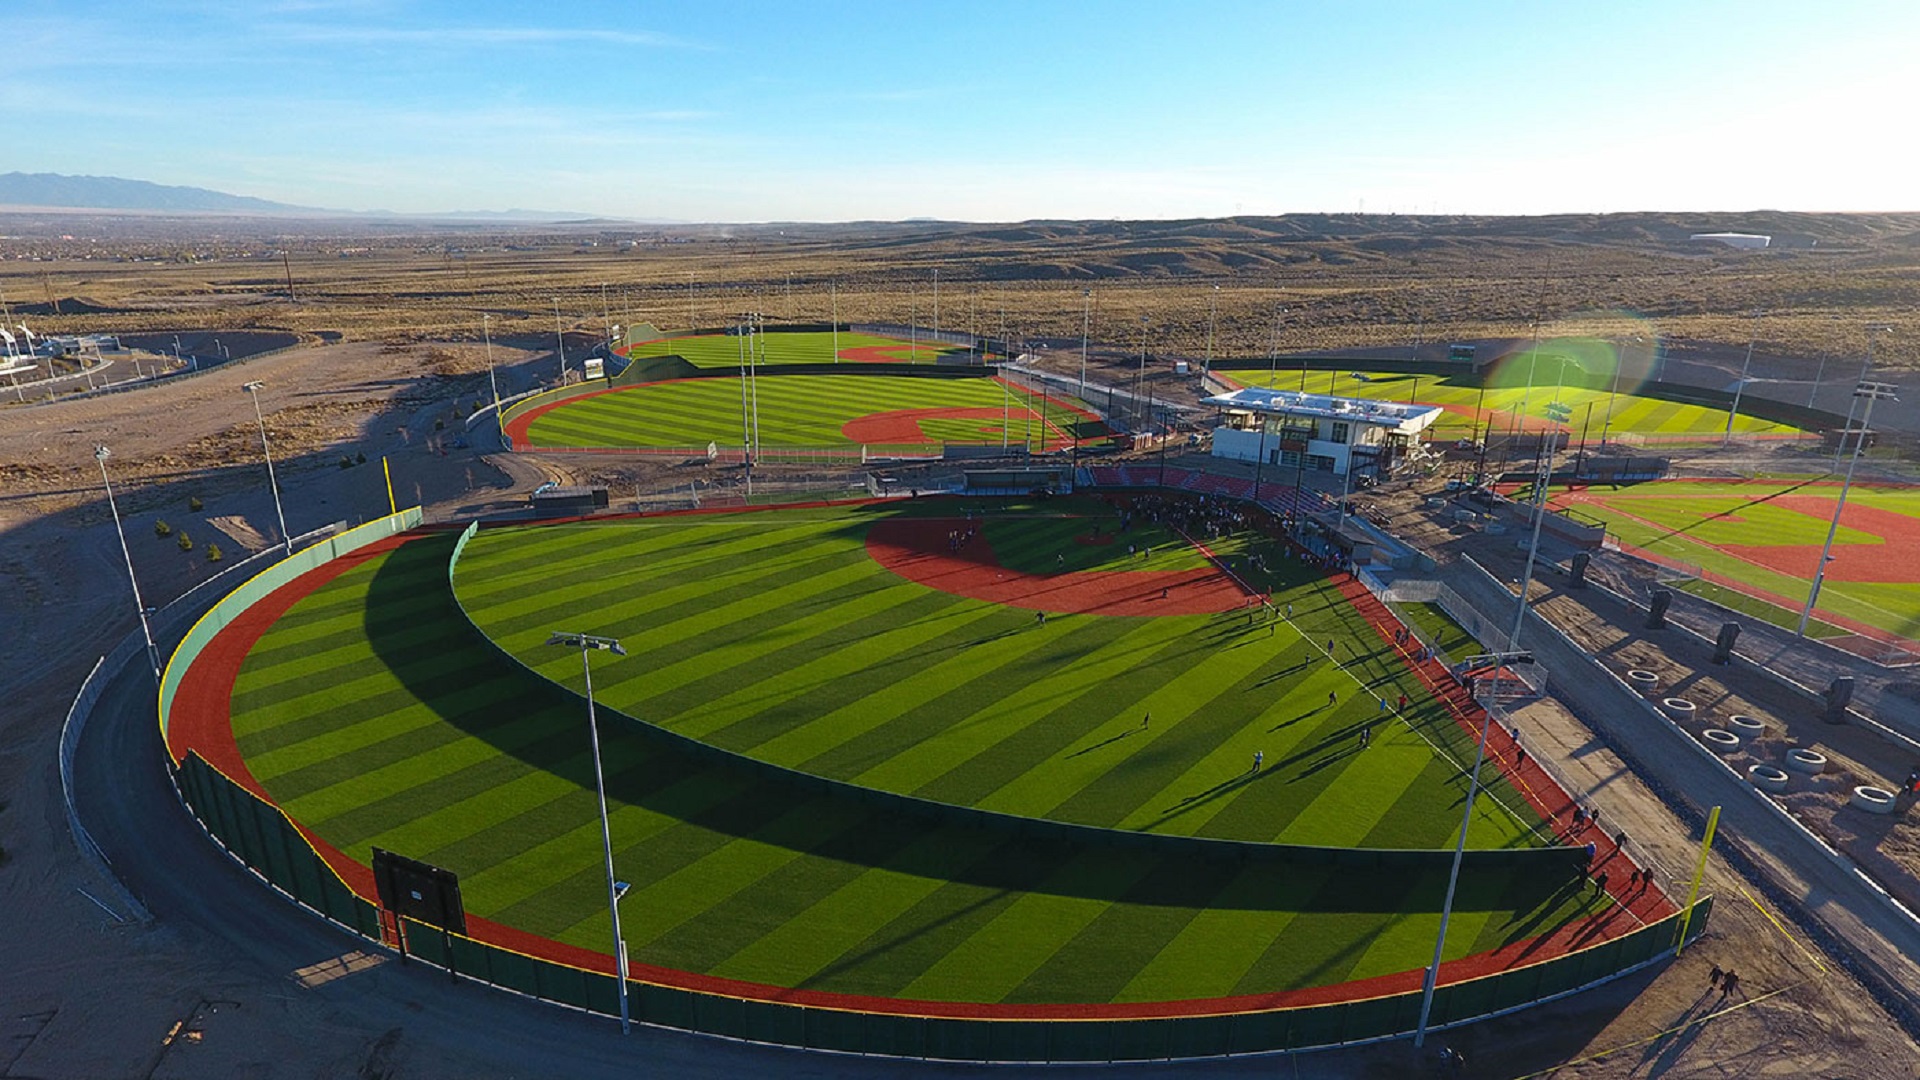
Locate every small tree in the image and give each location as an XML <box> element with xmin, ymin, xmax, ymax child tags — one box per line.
<box><xmin>188</xmin><ymin>496</ymin><xmax>204</xmax><ymax>512</ymax></box>
<box><xmin>207</xmin><ymin>543</ymin><xmax>223</xmax><ymax>563</ymax></box>
<box><xmin>154</xmin><ymin>519</ymin><xmax>172</xmax><ymax>538</ymax></box>
<box><xmin>177</xmin><ymin>532</ymin><xmax>193</xmax><ymax>552</ymax></box>
<box><xmin>355</xmin><ymin>451</ymin><xmax>367</xmax><ymax>465</ymax></box>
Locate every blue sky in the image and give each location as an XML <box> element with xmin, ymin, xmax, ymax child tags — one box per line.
<box><xmin>3</xmin><ymin>1</ymin><xmax>1913</xmax><ymax>221</ymax></box>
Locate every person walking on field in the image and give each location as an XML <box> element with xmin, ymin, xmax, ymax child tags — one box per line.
<box><xmin>1141</xmin><ymin>712</ymin><xmax>1150</xmax><ymax>731</ymax></box>
<box><xmin>1359</xmin><ymin>725</ymin><xmax>1371</xmax><ymax>747</ymax></box>
<box><xmin>1327</xmin><ymin>689</ymin><xmax>1338</xmax><ymax>708</ymax></box>
<box><xmin>1252</xmin><ymin>750</ymin><xmax>1263</xmax><ymax>773</ymax></box>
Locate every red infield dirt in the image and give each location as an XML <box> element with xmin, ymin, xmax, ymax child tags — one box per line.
<box><xmin>864</xmin><ymin>516</ymin><xmax>1252</xmax><ymax>615</ymax></box>
<box><xmin>1721</xmin><ymin>496</ymin><xmax>1920</xmax><ymax>583</ymax></box>
<box><xmin>165</xmin><ymin>521</ymin><xmax>1666</xmax><ymax>1022</ymax></box>
<box><xmin>840</xmin><ymin>406</ymin><xmax>1078</xmax><ymax>451</ymax></box>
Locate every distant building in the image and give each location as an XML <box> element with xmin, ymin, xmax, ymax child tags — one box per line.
<box><xmin>1203</xmin><ymin>387</ymin><xmax>1442</xmax><ymax>480</ymax></box>
<box><xmin>40</xmin><ymin>333</ymin><xmax>125</xmax><ymax>356</ymax></box>
<box><xmin>1690</xmin><ymin>232</ymin><xmax>1771</xmax><ymax>249</ymax></box>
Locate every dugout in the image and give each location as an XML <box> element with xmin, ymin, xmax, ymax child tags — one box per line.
<box><xmin>530</xmin><ymin>486</ymin><xmax>610</xmax><ymax>518</ymax></box>
<box><xmin>963</xmin><ymin>467</ymin><xmax>1071</xmax><ymax>496</ymax></box>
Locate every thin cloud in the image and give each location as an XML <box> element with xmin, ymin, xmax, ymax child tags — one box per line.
<box><xmin>272</xmin><ymin>23</ymin><xmax>704</xmax><ymax>50</ymax></box>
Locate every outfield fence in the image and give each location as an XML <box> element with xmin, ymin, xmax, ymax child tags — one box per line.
<box><xmin>151</xmin><ymin>503</ymin><xmax>1713</xmax><ymax>1060</ymax></box>
<box><xmin>163</xmin><ymin>734</ymin><xmax>1715</xmax><ymax>1060</ymax></box>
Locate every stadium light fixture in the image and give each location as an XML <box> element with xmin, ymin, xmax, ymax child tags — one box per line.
<box><xmin>552</xmin><ymin>298</ymin><xmax>567</xmax><ymax>381</ymax></box>
<box><xmin>95</xmin><ymin>446</ymin><xmax>161</xmax><ymax>683</ymax></box>
<box><xmin>1798</xmin><ymin>380</ymin><xmax>1897</xmax><ymax>636</ymax></box>
<box><xmin>544</xmin><ymin>631</ymin><xmax>631</xmax><ymax>1034</ymax></box>
<box><xmin>242</xmin><ymin>381</ymin><xmax>291</xmax><ymax>556</ymax></box>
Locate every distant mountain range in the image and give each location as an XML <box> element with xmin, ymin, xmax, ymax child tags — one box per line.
<box><xmin>0</xmin><ymin>172</ymin><xmax>608</xmax><ymax>221</ymax></box>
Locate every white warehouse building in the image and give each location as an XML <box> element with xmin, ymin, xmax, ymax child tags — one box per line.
<box><xmin>1203</xmin><ymin>387</ymin><xmax>1443</xmax><ymax>480</ymax></box>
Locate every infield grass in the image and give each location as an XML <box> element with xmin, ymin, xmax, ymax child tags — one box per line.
<box><xmin>227</xmin><ymin>503</ymin><xmax>1604</xmax><ymax>1004</ymax></box>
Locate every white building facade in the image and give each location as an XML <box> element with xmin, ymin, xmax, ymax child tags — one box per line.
<box><xmin>1203</xmin><ymin>387</ymin><xmax>1442</xmax><ymax>479</ymax></box>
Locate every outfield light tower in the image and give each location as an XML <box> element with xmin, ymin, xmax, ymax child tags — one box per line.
<box><xmin>1080</xmin><ymin>289</ymin><xmax>1091</xmax><ymax>396</ymax></box>
<box><xmin>1205</xmin><ymin>284</ymin><xmax>1220</xmax><ymax>380</ymax></box>
<box><xmin>1798</xmin><ymin>380</ymin><xmax>1897</xmax><ymax>637</ymax></box>
<box><xmin>241</xmin><ymin>381</ymin><xmax>291</xmax><ymax>555</ymax></box>
<box><xmin>544</xmin><ymin>631</ymin><xmax>631</xmax><ymax>1034</ymax></box>
<box><xmin>96</xmin><ymin>446</ymin><xmax>161</xmax><ymax>682</ymax></box>
<box><xmin>1413</xmin><ymin>651</ymin><xmax>1531</xmax><ymax>1048</ymax></box>
<box><xmin>481</xmin><ymin>314</ymin><xmax>501</xmax><ymax>417</ymax></box>
<box><xmin>1831</xmin><ymin>325</ymin><xmax>1893</xmax><ymax>471</ymax></box>
<box><xmin>552</xmin><ymin>298</ymin><xmax>567</xmax><ymax>381</ymax></box>
<box><xmin>1136</xmin><ymin>315</ymin><xmax>1150</xmax><ymax>433</ymax></box>
<box><xmin>1724</xmin><ymin>310</ymin><xmax>1764</xmax><ymax>445</ymax></box>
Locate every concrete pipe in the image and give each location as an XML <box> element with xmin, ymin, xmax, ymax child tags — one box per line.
<box><xmin>1702</xmin><ymin>729</ymin><xmax>1741</xmax><ymax>754</ymax></box>
<box><xmin>1748</xmin><ymin>764</ymin><xmax>1790</xmax><ymax>793</ymax></box>
<box><xmin>1851</xmin><ymin>786</ymin><xmax>1898</xmax><ymax>815</ymax></box>
<box><xmin>1627</xmin><ymin>670</ymin><xmax>1659</xmax><ymax>695</ymax></box>
<box><xmin>1661</xmin><ymin>697</ymin><xmax>1697</xmax><ymax>722</ymax></box>
<box><xmin>1785</xmin><ymin>748</ymin><xmax>1827</xmax><ymax>775</ymax></box>
<box><xmin>1727</xmin><ymin>714</ymin><xmax>1765</xmax><ymax>742</ymax></box>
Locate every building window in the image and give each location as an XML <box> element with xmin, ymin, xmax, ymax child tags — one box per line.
<box><xmin>1331</xmin><ymin>422</ymin><xmax>1350</xmax><ymax>445</ymax></box>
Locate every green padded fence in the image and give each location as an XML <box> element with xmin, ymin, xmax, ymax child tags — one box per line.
<box><xmin>177</xmin><ymin>752</ymin><xmax>383</xmax><ymax>940</ymax></box>
<box><xmin>158</xmin><ymin>508</ymin><xmax>425</xmax><ymax>747</ymax></box>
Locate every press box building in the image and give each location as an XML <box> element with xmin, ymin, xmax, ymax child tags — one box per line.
<box><xmin>1203</xmin><ymin>386</ymin><xmax>1443</xmax><ymax>481</ymax></box>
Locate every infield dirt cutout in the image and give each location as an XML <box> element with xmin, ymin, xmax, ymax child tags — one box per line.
<box><xmin>865</xmin><ymin>516</ymin><xmax>1252</xmax><ymax>615</ymax></box>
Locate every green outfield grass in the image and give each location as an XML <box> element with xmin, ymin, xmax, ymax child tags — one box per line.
<box><xmin>521</xmin><ymin>374</ymin><xmax>1094</xmax><ymax>450</ymax></box>
<box><xmin>1232</xmin><ymin>367</ymin><xmax>1800</xmax><ymax>441</ymax></box>
<box><xmin>1549</xmin><ymin>478</ymin><xmax>1920</xmax><ymax>640</ymax></box>
<box><xmin>625</xmin><ymin>329</ymin><xmax>977</xmax><ymax>366</ymax></box>
<box><xmin>225</xmin><ymin>503</ymin><xmax>1604</xmax><ymax>1005</ymax></box>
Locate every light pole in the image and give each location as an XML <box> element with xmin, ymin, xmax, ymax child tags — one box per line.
<box><xmin>545</xmin><ymin>631</ymin><xmax>631</xmax><ymax>1034</ymax></box>
<box><xmin>1080</xmin><ymin>289</ymin><xmax>1091</xmax><ymax>396</ymax></box>
<box><xmin>1724</xmin><ymin>311</ymin><xmax>1762</xmax><ymax>445</ymax></box>
<box><xmin>1136</xmin><ymin>315</ymin><xmax>1150</xmax><ymax>432</ymax></box>
<box><xmin>552</xmin><ymin>298</ymin><xmax>567</xmax><ymax>382</ymax></box>
<box><xmin>95</xmin><ymin>446</ymin><xmax>161</xmax><ymax>682</ymax></box>
<box><xmin>242</xmin><ymin>381</ymin><xmax>291</xmax><ymax>555</ymax></box>
<box><xmin>1413</xmin><ymin>667</ymin><xmax>1521</xmax><ymax>1048</ymax></box>
<box><xmin>1832</xmin><ymin>325</ymin><xmax>1893</xmax><ymax>470</ymax></box>
<box><xmin>481</xmin><ymin>314</ymin><xmax>501</xmax><ymax>417</ymax></box>
<box><xmin>1205</xmin><ymin>284</ymin><xmax>1219</xmax><ymax>379</ymax></box>
<box><xmin>1798</xmin><ymin>380</ymin><xmax>1897</xmax><ymax>636</ymax></box>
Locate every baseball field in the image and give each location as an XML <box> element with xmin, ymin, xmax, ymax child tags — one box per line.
<box><xmin>1230</xmin><ymin>366</ymin><xmax>1801</xmax><ymax>443</ymax></box>
<box><xmin>1548</xmin><ymin>478</ymin><xmax>1920</xmax><ymax>643</ymax></box>
<box><xmin>624</xmin><ymin>329</ymin><xmax>981</xmax><ymax>366</ymax></box>
<box><xmin>208</xmin><ymin>497</ymin><xmax>1642</xmax><ymax>1008</ymax></box>
<box><xmin>508</xmin><ymin>374</ymin><xmax>1099</xmax><ymax>452</ymax></box>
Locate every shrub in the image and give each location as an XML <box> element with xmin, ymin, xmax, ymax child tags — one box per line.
<box><xmin>207</xmin><ymin>543</ymin><xmax>223</xmax><ymax>563</ymax></box>
<box><xmin>154</xmin><ymin>519</ymin><xmax>172</xmax><ymax>538</ymax></box>
<box><xmin>188</xmin><ymin>496</ymin><xmax>204</xmax><ymax>512</ymax></box>
<box><xmin>177</xmin><ymin>532</ymin><xmax>193</xmax><ymax>552</ymax></box>
<box><xmin>435</xmin><ymin>418</ymin><xmax>446</xmax><ymax>431</ymax></box>
<box><xmin>356</xmin><ymin>451</ymin><xmax>367</xmax><ymax>465</ymax></box>
<box><xmin>340</xmin><ymin>455</ymin><xmax>355</xmax><ymax>469</ymax></box>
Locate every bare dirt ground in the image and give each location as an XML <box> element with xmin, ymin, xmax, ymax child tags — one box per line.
<box><xmin>3</xmin><ymin>341</ymin><xmax>1918</xmax><ymax>1074</ymax></box>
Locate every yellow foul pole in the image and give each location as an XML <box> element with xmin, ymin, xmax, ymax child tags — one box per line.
<box><xmin>382</xmin><ymin>457</ymin><xmax>397</xmax><ymax>516</ymax></box>
<box><xmin>1675</xmin><ymin>804</ymin><xmax>1720</xmax><ymax>955</ymax></box>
